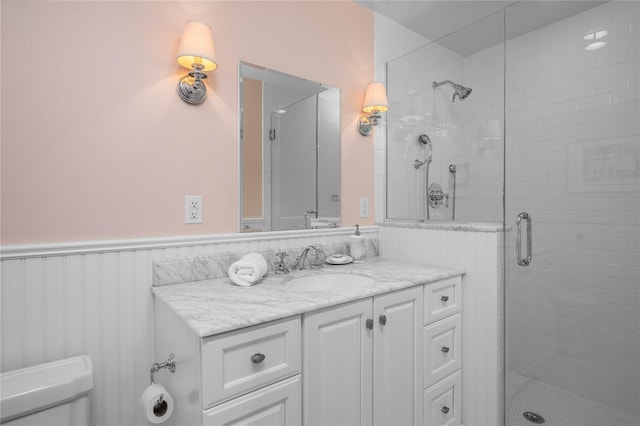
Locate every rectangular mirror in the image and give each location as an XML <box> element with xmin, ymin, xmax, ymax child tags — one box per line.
<box><xmin>239</xmin><ymin>62</ymin><xmax>341</xmax><ymax>232</ymax></box>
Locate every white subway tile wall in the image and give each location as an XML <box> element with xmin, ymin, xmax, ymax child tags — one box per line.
<box><xmin>383</xmin><ymin>11</ymin><xmax>505</xmax><ymax>223</ymax></box>
<box><xmin>376</xmin><ymin>0</ymin><xmax>639</xmax><ymax>420</ymax></box>
<box><xmin>505</xmin><ymin>1</ymin><xmax>639</xmax><ymax>416</ymax></box>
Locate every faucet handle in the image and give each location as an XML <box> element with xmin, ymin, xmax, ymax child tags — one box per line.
<box><xmin>309</xmin><ymin>246</ymin><xmax>326</xmax><ymax>268</ymax></box>
<box><xmin>274</xmin><ymin>251</ymin><xmax>290</xmax><ymax>274</ymax></box>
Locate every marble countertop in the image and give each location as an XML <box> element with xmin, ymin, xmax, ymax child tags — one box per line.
<box><xmin>379</xmin><ymin>221</ymin><xmax>506</xmax><ymax>232</ymax></box>
<box><xmin>152</xmin><ymin>257</ymin><xmax>463</xmax><ymax>338</ymax></box>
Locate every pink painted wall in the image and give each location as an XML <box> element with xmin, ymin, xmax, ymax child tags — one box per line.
<box><xmin>0</xmin><ymin>1</ymin><xmax>375</xmax><ymax>244</ymax></box>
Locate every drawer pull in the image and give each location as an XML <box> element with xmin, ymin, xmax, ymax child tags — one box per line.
<box><xmin>379</xmin><ymin>314</ymin><xmax>387</xmax><ymax>326</ymax></box>
<box><xmin>251</xmin><ymin>353</ymin><xmax>266</xmax><ymax>364</ymax></box>
<box><xmin>441</xmin><ymin>346</ymin><xmax>450</xmax><ymax>354</ymax></box>
<box><xmin>441</xmin><ymin>296</ymin><xmax>449</xmax><ymax>302</ymax></box>
<box><xmin>366</xmin><ymin>319</ymin><xmax>374</xmax><ymax>330</ymax></box>
<box><xmin>441</xmin><ymin>406</ymin><xmax>450</xmax><ymax>414</ymax></box>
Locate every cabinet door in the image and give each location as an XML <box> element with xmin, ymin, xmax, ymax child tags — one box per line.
<box><xmin>202</xmin><ymin>375</ymin><xmax>301</xmax><ymax>426</ymax></box>
<box><xmin>373</xmin><ymin>286</ymin><xmax>424</xmax><ymax>426</ymax></box>
<box><xmin>303</xmin><ymin>298</ymin><xmax>373</xmax><ymax>426</ymax></box>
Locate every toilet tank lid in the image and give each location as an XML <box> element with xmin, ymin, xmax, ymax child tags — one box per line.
<box><xmin>0</xmin><ymin>355</ymin><xmax>94</xmax><ymax>422</ymax></box>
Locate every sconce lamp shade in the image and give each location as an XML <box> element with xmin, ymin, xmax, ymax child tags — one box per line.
<box><xmin>362</xmin><ymin>82</ymin><xmax>389</xmax><ymax>113</ymax></box>
<box><xmin>176</xmin><ymin>20</ymin><xmax>217</xmax><ymax>71</ymax></box>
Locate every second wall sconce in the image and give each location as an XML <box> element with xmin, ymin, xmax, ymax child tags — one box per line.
<box><xmin>357</xmin><ymin>82</ymin><xmax>389</xmax><ymax>136</ymax></box>
<box><xmin>176</xmin><ymin>20</ymin><xmax>217</xmax><ymax>105</ymax></box>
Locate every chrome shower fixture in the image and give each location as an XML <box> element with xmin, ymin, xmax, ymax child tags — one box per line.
<box><xmin>418</xmin><ymin>134</ymin><xmax>431</xmax><ymax>145</ymax></box>
<box><xmin>414</xmin><ymin>159</ymin><xmax>428</xmax><ymax>169</ymax></box>
<box><xmin>432</xmin><ymin>80</ymin><xmax>473</xmax><ymax>102</ymax></box>
<box><xmin>418</xmin><ymin>134</ymin><xmax>433</xmax><ymax>164</ymax></box>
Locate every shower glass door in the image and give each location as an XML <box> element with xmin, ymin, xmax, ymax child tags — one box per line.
<box><xmin>504</xmin><ymin>2</ymin><xmax>640</xmax><ymax>425</ymax></box>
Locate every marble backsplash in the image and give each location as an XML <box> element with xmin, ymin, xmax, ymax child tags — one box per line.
<box><xmin>153</xmin><ymin>238</ymin><xmax>379</xmax><ymax>287</ymax></box>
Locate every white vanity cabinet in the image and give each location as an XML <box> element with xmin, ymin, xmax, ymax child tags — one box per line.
<box><xmin>303</xmin><ymin>286</ymin><xmax>424</xmax><ymax>426</ymax></box>
<box><xmin>154</xmin><ymin>299</ymin><xmax>302</xmax><ymax>426</ymax></box>
<box><xmin>154</xmin><ymin>270</ymin><xmax>464</xmax><ymax>426</ymax></box>
<box><xmin>422</xmin><ymin>276</ymin><xmax>463</xmax><ymax>426</ymax></box>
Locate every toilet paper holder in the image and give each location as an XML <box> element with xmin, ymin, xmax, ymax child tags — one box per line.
<box><xmin>149</xmin><ymin>354</ymin><xmax>176</xmax><ymax>406</ymax></box>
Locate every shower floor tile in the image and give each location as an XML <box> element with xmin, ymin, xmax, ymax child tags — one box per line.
<box><xmin>506</xmin><ymin>373</ymin><xmax>640</xmax><ymax>426</ymax></box>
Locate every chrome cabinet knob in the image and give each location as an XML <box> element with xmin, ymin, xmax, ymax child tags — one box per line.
<box><xmin>441</xmin><ymin>406</ymin><xmax>450</xmax><ymax>414</ymax></box>
<box><xmin>379</xmin><ymin>314</ymin><xmax>387</xmax><ymax>326</ymax></box>
<box><xmin>441</xmin><ymin>346</ymin><xmax>450</xmax><ymax>354</ymax></box>
<box><xmin>251</xmin><ymin>353</ymin><xmax>266</xmax><ymax>364</ymax></box>
<box><xmin>441</xmin><ymin>296</ymin><xmax>449</xmax><ymax>302</ymax></box>
<box><xmin>366</xmin><ymin>319</ymin><xmax>374</xmax><ymax>330</ymax></box>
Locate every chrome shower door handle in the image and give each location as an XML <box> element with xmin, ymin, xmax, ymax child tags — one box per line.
<box><xmin>516</xmin><ymin>212</ymin><xmax>532</xmax><ymax>267</ymax></box>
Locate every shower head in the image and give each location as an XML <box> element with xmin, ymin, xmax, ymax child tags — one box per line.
<box><xmin>432</xmin><ymin>80</ymin><xmax>473</xmax><ymax>102</ymax></box>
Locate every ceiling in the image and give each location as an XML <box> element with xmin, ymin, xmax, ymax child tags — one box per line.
<box><xmin>356</xmin><ymin>0</ymin><xmax>607</xmax><ymax>56</ymax></box>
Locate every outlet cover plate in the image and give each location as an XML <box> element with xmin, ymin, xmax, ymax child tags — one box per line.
<box><xmin>359</xmin><ymin>197</ymin><xmax>369</xmax><ymax>218</ymax></box>
<box><xmin>185</xmin><ymin>195</ymin><xmax>203</xmax><ymax>224</ymax></box>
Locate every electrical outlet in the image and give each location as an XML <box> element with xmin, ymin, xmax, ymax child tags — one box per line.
<box><xmin>185</xmin><ymin>195</ymin><xmax>203</xmax><ymax>224</ymax></box>
<box><xmin>359</xmin><ymin>197</ymin><xmax>369</xmax><ymax>218</ymax></box>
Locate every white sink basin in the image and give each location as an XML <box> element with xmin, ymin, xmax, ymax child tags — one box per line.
<box><xmin>285</xmin><ymin>273</ymin><xmax>374</xmax><ymax>292</ymax></box>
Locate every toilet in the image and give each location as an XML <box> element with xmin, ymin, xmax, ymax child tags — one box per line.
<box><xmin>0</xmin><ymin>356</ymin><xmax>93</xmax><ymax>425</ymax></box>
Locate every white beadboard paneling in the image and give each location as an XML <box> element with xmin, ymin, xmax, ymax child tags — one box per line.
<box><xmin>1</xmin><ymin>260</ymin><xmax>25</xmax><ymax>370</ymax></box>
<box><xmin>0</xmin><ymin>228</ymin><xmax>377</xmax><ymax>426</ymax></box>
<box><xmin>65</xmin><ymin>255</ymin><xmax>86</xmax><ymax>358</ymax></box>
<box><xmin>83</xmin><ymin>253</ymin><xmax>104</xmax><ymax>425</ymax></box>
<box><xmin>116</xmin><ymin>251</ymin><xmax>136</xmax><ymax>425</ymax></box>
<box><xmin>379</xmin><ymin>224</ymin><xmax>504</xmax><ymax>426</ymax></box>
<box><xmin>101</xmin><ymin>252</ymin><xmax>120</xmax><ymax>426</ymax></box>
<box><xmin>44</xmin><ymin>256</ymin><xmax>67</xmax><ymax>362</ymax></box>
<box><xmin>504</xmin><ymin>1</ymin><xmax>639</xmax><ymax>416</ymax></box>
<box><xmin>24</xmin><ymin>257</ymin><xmax>46</xmax><ymax>367</ymax></box>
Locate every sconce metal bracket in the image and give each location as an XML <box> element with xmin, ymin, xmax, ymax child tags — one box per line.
<box><xmin>177</xmin><ymin>66</ymin><xmax>208</xmax><ymax>105</ymax></box>
<box><xmin>358</xmin><ymin>116</ymin><xmax>373</xmax><ymax>136</ymax></box>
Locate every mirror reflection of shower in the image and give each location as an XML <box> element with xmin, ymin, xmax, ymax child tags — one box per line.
<box><xmin>432</xmin><ymin>80</ymin><xmax>473</xmax><ymax>102</ymax></box>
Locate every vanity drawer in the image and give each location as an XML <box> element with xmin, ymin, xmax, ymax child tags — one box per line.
<box><xmin>202</xmin><ymin>375</ymin><xmax>301</xmax><ymax>426</ymax></box>
<box><xmin>424</xmin><ymin>314</ymin><xmax>461</xmax><ymax>389</ymax></box>
<box><xmin>201</xmin><ymin>316</ymin><xmax>301</xmax><ymax>408</ymax></box>
<box><xmin>424</xmin><ymin>370</ymin><xmax>461</xmax><ymax>426</ymax></box>
<box><xmin>424</xmin><ymin>276</ymin><xmax>461</xmax><ymax>325</ymax></box>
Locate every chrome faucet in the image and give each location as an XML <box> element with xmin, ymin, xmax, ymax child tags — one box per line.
<box><xmin>291</xmin><ymin>245</ymin><xmax>326</xmax><ymax>270</ymax></box>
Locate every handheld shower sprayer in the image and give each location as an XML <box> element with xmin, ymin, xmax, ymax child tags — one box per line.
<box><xmin>418</xmin><ymin>134</ymin><xmax>432</xmax><ymax>164</ymax></box>
<box><xmin>433</xmin><ymin>80</ymin><xmax>473</xmax><ymax>102</ymax></box>
<box><xmin>415</xmin><ymin>134</ymin><xmax>433</xmax><ymax>221</ymax></box>
<box><xmin>449</xmin><ymin>164</ymin><xmax>457</xmax><ymax>220</ymax></box>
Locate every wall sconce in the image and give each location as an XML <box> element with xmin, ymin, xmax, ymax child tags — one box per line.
<box><xmin>357</xmin><ymin>82</ymin><xmax>389</xmax><ymax>136</ymax></box>
<box><xmin>176</xmin><ymin>20</ymin><xmax>217</xmax><ymax>105</ymax></box>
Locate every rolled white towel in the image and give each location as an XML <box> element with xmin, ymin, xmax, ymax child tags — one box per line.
<box><xmin>227</xmin><ymin>253</ymin><xmax>268</xmax><ymax>287</ymax></box>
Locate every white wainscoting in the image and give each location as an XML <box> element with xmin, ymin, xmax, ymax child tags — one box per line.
<box><xmin>379</xmin><ymin>223</ymin><xmax>504</xmax><ymax>426</ymax></box>
<box><xmin>0</xmin><ymin>227</ymin><xmax>376</xmax><ymax>426</ymax></box>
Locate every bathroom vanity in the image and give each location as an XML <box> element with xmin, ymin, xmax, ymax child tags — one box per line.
<box><xmin>152</xmin><ymin>257</ymin><xmax>463</xmax><ymax>426</ymax></box>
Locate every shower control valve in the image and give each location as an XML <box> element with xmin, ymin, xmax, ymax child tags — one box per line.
<box><xmin>427</xmin><ymin>183</ymin><xmax>449</xmax><ymax>209</ymax></box>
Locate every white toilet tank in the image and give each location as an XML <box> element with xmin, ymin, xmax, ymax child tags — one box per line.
<box><xmin>0</xmin><ymin>356</ymin><xmax>93</xmax><ymax>425</ymax></box>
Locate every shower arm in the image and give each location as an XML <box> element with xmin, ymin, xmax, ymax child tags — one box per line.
<box><xmin>432</xmin><ymin>80</ymin><xmax>455</xmax><ymax>89</ymax></box>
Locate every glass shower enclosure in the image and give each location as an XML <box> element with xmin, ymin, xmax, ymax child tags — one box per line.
<box><xmin>385</xmin><ymin>2</ymin><xmax>639</xmax><ymax>425</ymax></box>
